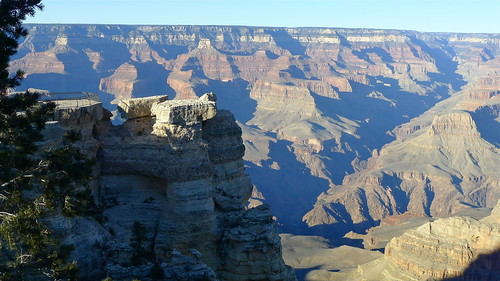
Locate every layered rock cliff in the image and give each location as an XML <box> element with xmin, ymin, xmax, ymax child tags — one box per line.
<box><xmin>43</xmin><ymin>92</ymin><xmax>296</xmax><ymax>280</ymax></box>
<box><xmin>303</xmin><ymin>72</ymin><xmax>500</xmax><ymax>232</ymax></box>
<box><xmin>348</xmin><ymin>200</ymin><xmax>500</xmax><ymax>281</ymax></box>
<box><xmin>13</xmin><ymin>25</ymin><xmax>500</xmax><ymax>233</ymax></box>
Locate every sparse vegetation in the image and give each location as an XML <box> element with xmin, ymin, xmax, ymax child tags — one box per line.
<box><xmin>129</xmin><ymin>221</ymin><xmax>152</xmax><ymax>265</ymax></box>
<box><xmin>0</xmin><ymin>1</ymin><xmax>96</xmax><ymax>279</ymax></box>
<box><xmin>150</xmin><ymin>262</ymin><xmax>164</xmax><ymax>281</ymax></box>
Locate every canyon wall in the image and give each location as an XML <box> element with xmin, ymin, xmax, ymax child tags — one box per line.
<box><xmin>13</xmin><ymin>25</ymin><xmax>500</xmax><ymax>235</ymax></box>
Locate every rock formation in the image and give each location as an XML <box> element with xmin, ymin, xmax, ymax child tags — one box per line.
<box><xmin>348</xmin><ymin>200</ymin><xmax>500</xmax><ymax>281</ymax></box>
<box><xmin>303</xmin><ymin>77</ymin><xmax>500</xmax><ymax>232</ymax></box>
<box><xmin>14</xmin><ymin>25</ymin><xmax>500</xmax><ymax>234</ymax></box>
<box><xmin>44</xmin><ymin>92</ymin><xmax>296</xmax><ymax>280</ymax></box>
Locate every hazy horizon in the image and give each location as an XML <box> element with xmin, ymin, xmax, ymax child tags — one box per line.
<box><xmin>25</xmin><ymin>0</ymin><xmax>500</xmax><ymax>34</ymax></box>
<box><xmin>22</xmin><ymin>23</ymin><xmax>500</xmax><ymax>35</ymax></box>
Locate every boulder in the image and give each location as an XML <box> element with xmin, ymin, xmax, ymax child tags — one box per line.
<box><xmin>152</xmin><ymin>96</ymin><xmax>217</xmax><ymax>124</ymax></box>
<box><xmin>117</xmin><ymin>95</ymin><xmax>169</xmax><ymax>119</ymax></box>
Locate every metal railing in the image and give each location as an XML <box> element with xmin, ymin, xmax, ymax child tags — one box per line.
<box><xmin>38</xmin><ymin>92</ymin><xmax>101</xmax><ymax>109</ymax></box>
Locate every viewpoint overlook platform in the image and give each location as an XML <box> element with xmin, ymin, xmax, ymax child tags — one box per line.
<box><xmin>33</xmin><ymin>89</ymin><xmax>218</xmax><ymax>133</ymax></box>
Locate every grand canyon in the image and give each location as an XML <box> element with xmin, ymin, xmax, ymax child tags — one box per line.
<box><xmin>10</xmin><ymin>24</ymin><xmax>500</xmax><ymax>280</ymax></box>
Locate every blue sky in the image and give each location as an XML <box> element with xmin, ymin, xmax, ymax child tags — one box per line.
<box><xmin>25</xmin><ymin>0</ymin><xmax>500</xmax><ymax>33</ymax></box>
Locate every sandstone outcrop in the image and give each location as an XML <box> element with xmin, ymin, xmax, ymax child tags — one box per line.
<box><xmin>117</xmin><ymin>94</ymin><xmax>169</xmax><ymax>119</ymax></box>
<box><xmin>348</xmin><ymin>200</ymin><xmax>500</xmax><ymax>281</ymax></box>
<box><xmin>151</xmin><ymin>95</ymin><xmax>216</xmax><ymax>124</ymax></box>
<box><xmin>384</xmin><ymin>217</ymin><xmax>499</xmax><ymax>280</ymax></box>
<box><xmin>306</xmin><ymin>201</ymin><xmax>500</xmax><ymax>281</ymax></box>
<box><xmin>44</xmin><ymin>93</ymin><xmax>296</xmax><ymax>280</ymax></box>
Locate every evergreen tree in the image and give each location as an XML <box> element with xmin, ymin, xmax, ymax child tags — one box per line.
<box><xmin>0</xmin><ymin>1</ymin><xmax>96</xmax><ymax>279</ymax></box>
<box><xmin>0</xmin><ymin>0</ymin><xmax>43</xmax><ymax>93</ymax></box>
<box><xmin>130</xmin><ymin>221</ymin><xmax>150</xmax><ymax>266</ymax></box>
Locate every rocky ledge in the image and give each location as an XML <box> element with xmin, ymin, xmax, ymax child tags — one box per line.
<box><xmin>351</xmin><ymin>200</ymin><xmax>500</xmax><ymax>281</ymax></box>
<box><xmin>45</xmin><ymin>93</ymin><xmax>296</xmax><ymax>281</ymax></box>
